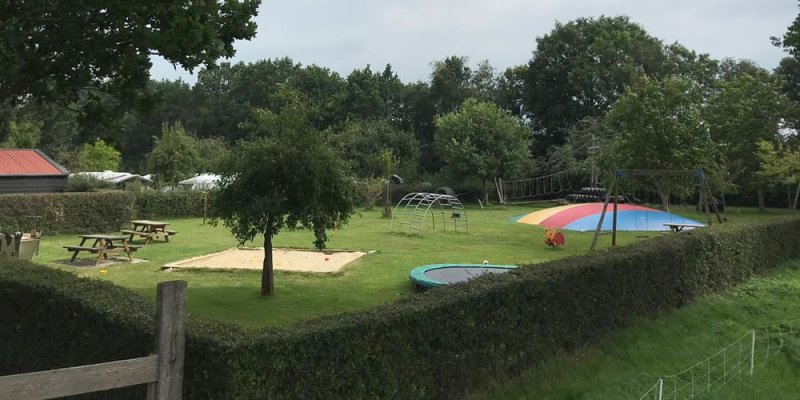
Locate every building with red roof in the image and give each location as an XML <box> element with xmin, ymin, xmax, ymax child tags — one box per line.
<box><xmin>0</xmin><ymin>149</ymin><xmax>69</xmax><ymax>193</ymax></box>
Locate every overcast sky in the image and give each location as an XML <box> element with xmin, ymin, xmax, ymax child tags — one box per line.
<box><xmin>149</xmin><ymin>0</ymin><xmax>797</xmax><ymax>84</ymax></box>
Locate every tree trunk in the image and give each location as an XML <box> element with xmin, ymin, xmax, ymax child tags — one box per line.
<box><xmin>262</xmin><ymin>233</ymin><xmax>274</xmax><ymax>296</ymax></box>
<box><xmin>757</xmin><ymin>189</ymin><xmax>766</xmax><ymax>212</ymax></box>
<box><xmin>382</xmin><ymin>181</ymin><xmax>392</xmax><ymax>218</ymax></box>
<box><xmin>482</xmin><ymin>178</ymin><xmax>489</xmax><ymax>206</ymax></box>
<box><xmin>793</xmin><ymin>182</ymin><xmax>800</xmax><ymax>211</ymax></box>
<box><xmin>659</xmin><ymin>190</ymin><xmax>670</xmax><ymax>213</ymax></box>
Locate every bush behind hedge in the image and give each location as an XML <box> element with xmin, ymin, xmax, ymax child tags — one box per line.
<box><xmin>132</xmin><ymin>190</ymin><xmax>207</xmax><ymax>219</ymax></box>
<box><xmin>1</xmin><ymin>219</ymin><xmax>799</xmax><ymax>399</ymax></box>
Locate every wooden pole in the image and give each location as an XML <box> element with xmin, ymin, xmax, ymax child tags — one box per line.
<box><xmin>202</xmin><ymin>191</ymin><xmax>208</xmax><ymax>225</ymax></box>
<box><xmin>612</xmin><ymin>180</ymin><xmax>619</xmax><ymax>247</ymax></box>
<box><xmin>147</xmin><ymin>281</ymin><xmax>188</xmax><ymax>400</ymax></box>
<box><xmin>590</xmin><ymin>174</ymin><xmax>616</xmax><ymax>251</ymax></box>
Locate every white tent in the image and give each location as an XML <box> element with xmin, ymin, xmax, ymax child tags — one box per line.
<box><xmin>73</xmin><ymin>171</ymin><xmax>153</xmax><ymax>185</ymax></box>
<box><xmin>178</xmin><ymin>173</ymin><xmax>220</xmax><ymax>190</ymax></box>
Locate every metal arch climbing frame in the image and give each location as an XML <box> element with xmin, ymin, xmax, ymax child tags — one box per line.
<box><xmin>390</xmin><ymin>192</ymin><xmax>469</xmax><ymax>234</ymax></box>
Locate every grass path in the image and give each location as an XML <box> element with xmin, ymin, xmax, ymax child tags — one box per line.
<box><xmin>470</xmin><ymin>259</ymin><xmax>800</xmax><ymax>400</ymax></box>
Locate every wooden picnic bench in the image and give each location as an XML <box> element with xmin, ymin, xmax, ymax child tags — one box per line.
<box><xmin>123</xmin><ymin>220</ymin><xmax>177</xmax><ymax>244</ymax></box>
<box><xmin>663</xmin><ymin>223</ymin><xmax>704</xmax><ymax>233</ymax></box>
<box><xmin>64</xmin><ymin>234</ymin><xmax>140</xmax><ymax>265</ymax></box>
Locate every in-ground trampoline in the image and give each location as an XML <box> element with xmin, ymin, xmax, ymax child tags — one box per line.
<box><xmin>409</xmin><ymin>263</ymin><xmax>517</xmax><ymax>289</ymax></box>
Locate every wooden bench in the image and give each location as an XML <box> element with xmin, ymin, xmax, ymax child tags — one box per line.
<box><xmin>64</xmin><ymin>236</ymin><xmax>141</xmax><ymax>264</ymax></box>
<box><xmin>64</xmin><ymin>245</ymin><xmax>140</xmax><ymax>254</ymax></box>
<box><xmin>121</xmin><ymin>229</ymin><xmax>177</xmax><ymax>243</ymax></box>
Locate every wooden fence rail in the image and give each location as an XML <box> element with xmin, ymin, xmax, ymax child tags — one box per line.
<box><xmin>0</xmin><ymin>280</ymin><xmax>187</xmax><ymax>400</ymax></box>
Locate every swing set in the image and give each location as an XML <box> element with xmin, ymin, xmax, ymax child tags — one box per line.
<box><xmin>589</xmin><ymin>169</ymin><xmax>725</xmax><ymax>251</ymax></box>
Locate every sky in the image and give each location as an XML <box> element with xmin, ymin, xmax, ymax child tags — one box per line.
<box><xmin>149</xmin><ymin>0</ymin><xmax>798</xmax><ymax>84</ymax></box>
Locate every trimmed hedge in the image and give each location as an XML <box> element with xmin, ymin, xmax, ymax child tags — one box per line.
<box><xmin>1</xmin><ymin>219</ymin><xmax>799</xmax><ymax>399</ymax></box>
<box><xmin>0</xmin><ymin>191</ymin><xmax>134</xmax><ymax>234</ymax></box>
<box><xmin>132</xmin><ymin>190</ymin><xmax>207</xmax><ymax>219</ymax></box>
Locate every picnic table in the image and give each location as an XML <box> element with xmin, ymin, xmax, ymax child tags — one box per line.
<box><xmin>64</xmin><ymin>234</ymin><xmax>139</xmax><ymax>265</ymax></box>
<box><xmin>663</xmin><ymin>223</ymin><xmax>704</xmax><ymax>233</ymax></box>
<box><xmin>122</xmin><ymin>220</ymin><xmax>177</xmax><ymax>244</ymax></box>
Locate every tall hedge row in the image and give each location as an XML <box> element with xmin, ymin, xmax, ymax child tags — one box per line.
<box><xmin>0</xmin><ymin>192</ymin><xmax>134</xmax><ymax>234</ymax></box>
<box><xmin>1</xmin><ymin>219</ymin><xmax>799</xmax><ymax>399</ymax></box>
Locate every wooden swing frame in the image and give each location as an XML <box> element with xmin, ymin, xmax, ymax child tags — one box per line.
<box><xmin>589</xmin><ymin>169</ymin><xmax>725</xmax><ymax>251</ymax></box>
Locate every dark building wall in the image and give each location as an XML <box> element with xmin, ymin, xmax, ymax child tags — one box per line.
<box><xmin>0</xmin><ymin>176</ymin><xmax>67</xmax><ymax>193</ymax></box>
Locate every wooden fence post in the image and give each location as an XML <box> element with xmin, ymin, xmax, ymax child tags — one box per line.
<box><xmin>147</xmin><ymin>281</ymin><xmax>187</xmax><ymax>400</ymax></box>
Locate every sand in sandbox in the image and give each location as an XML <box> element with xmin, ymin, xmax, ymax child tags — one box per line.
<box><xmin>164</xmin><ymin>248</ymin><xmax>367</xmax><ymax>273</ymax></box>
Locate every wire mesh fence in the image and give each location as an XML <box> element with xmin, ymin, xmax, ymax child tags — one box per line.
<box><xmin>638</xmin><ymin>320</ymin><xmax>800</xmax><ymax>400</ymax></box>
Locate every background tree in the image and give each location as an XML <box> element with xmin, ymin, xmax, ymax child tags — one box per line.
<box><xmin>430</xmin><ymin>56</ymin><xmax>474</xmax><ymax>114</ymax></box>
<box><xmin>756</xmin><ymin>140</ymin><xmax>800</xmax><ymax>210</ymax></box>
<box><xmin>524</xmin><ymin>16</ymin><xmax>666</xmax><ymax>156</ymax></box>
<box><xmin>469</xmin><ymin>60</ymin><xmax>499</xmax><ymax>103</ymax></box>
<box><xmin>0</xmin><ymin>0</ymin><xmax>260</xmax><ymax>141</ymax></box>
<box><xmin>329</xmin><ymin>119</ymin><xmax>420</xmax><ymax>180</ymax></box>
<box><xmin>213</xmin><ymin>90</ymin><xmax>356</xmax><ymax>296</ymax></box>
<box><xmin>289</xmin><ymin>64</ymin><xmax>347</xmax><ymax>129</ymax></box>
<box><xmin>603</xmin><ymin>76</ymin><xmax>713</xmax><ymax>211</ymax></box>
<box><xmin>120</xmin><ymin>79</ymin><xmax>200</xmax><ymax>170</ymax></box>
<box><xmin>396</xmin><ymin>82</ymin><xmax>438</xmax><ymax>172</ymax></box>
<box><xmin>195</xmin><ymin>137</ymin><xmax>230</xmax><ymax>174</ymax></box>
<box><xmin>496</xmin><ymin>65</ymin><xmax>528</xmax><ymax>117</ymax></box>
<box><xmin>2</xmin><ymin>117</ymin><xmax>41</xmax><ymax>148</ymax></box>
<box><xmin>146</xmin><ymin>122</ymin><xmax>199</xmax><ymax>186</ymax></box>
<box><xmin>76</xmin><ymin>139</ymin><xmax>121</xmax><ymax>171</ymax></box>
<box><xmin>704</xmin><ymin>69</ymin><xmax>792</xmax><ymax>211</ymax></box>
<box><xmin>434</xmin><ymin>98</ymin><xmax>534</xmax><ymax>204</ymax></box>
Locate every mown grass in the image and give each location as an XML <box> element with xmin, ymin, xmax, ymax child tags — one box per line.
<box><xmin>470</xmin><ymin>259</ymin><xmax>800</xmax><ymax>400</ymax></box>
<box><xmin>35</xmin><ymin>203</ymin><xmax>796</xmax><ymax>327</ymax></box>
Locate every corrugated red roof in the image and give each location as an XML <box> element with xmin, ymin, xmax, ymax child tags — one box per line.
<box><xmin>0</xmin><ymin>149</ymin><xmax>65</xmax><ymax>175</ymax></box>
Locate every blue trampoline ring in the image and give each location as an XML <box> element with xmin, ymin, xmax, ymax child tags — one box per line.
<box><xmin>409</xmin><ymin>263</ymin><xmax>518</xmax><ymax>289</ymax></box>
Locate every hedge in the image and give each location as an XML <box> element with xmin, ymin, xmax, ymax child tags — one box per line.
<box><xmin>0</xmin><ymin>192</ymin><xmax>134</xmax><ymax>234</ymax></box>
<box><xmin>132</xmin><ymin>190</ymin><xmax>207</xmax><ymax>219</ymax></box>
<box><xmin>1</xmin><ymin>219</ymin><xmax>799</xmax><ymax>399</ymax></box>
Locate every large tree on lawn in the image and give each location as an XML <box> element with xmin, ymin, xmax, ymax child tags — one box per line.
<box><xmin>213</xmin><ymin>89</ymin><xmax>356</xmax><ymax>296</ymax></box>
<box><xmin>434</xmin><ymin>98</ymin><xmax>534</xmax><ymax>204</ymax></box>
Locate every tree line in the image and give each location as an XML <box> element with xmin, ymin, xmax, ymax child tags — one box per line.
<box><xmin>2</xmin><ymin>14</ymin><xmax>800</xmax><ymax>208</ymax></box>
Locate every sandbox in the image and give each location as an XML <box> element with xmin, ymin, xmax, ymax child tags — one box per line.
<box><xmin>163</xmin><ymin>248</ymin><xmax>367</xmax><ymax>273</ymax></box>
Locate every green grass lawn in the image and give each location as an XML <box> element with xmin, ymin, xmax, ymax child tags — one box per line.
<box><xmin>34</xmin><ymin>203</ymin><xmax>797</xmax><ymax>328</ymax></box>
<box><xmin>470</xmin><ymin>259</ymin><xmax>800</xmax><ymax>400</ymax></box>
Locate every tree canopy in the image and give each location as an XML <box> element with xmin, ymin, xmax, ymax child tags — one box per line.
<box><xmin>524</xmin><ymin>16</ymin><xmax>667</xmax><ymax>153</ymax></box>
<box><xmin>77</xmin><ymin>139</ymin><xmax>121</xmax><ymax>172</ymax></box>
<box><xmin>603</xmin><ymin>76</ymin><xmax>713</xmax><ymax>210</ymax></box>
<box><xmin>0</xmin><ymin>0</ymin><xmax>260</xmax><ymax>109</ymax></box>
<box><xmin>705</xmin><ymin>69</ymin><xmax>792</xmax><ymax>193</ymax></box>
<box><xmin>435</xmin><ymin>98</ymin><xmax>534</xmax><ymax>202</ymax></box>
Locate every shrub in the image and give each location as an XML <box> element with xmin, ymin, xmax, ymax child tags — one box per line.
<box><xmin>0</xmin><ymin>192</ymin><xmax>134</xmax><ymax>234</ymax></box>
<box><xmin>1</xmin><ymin>219</ymin><xmax>799</xmax><ymax>399</ymax></box>
<box><xmin>63</xmin><ymin>175</ymin><xmax>116</xmax><ymax>192</ymax></box>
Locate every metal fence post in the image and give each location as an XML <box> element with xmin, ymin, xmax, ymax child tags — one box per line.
<box><xmin>657</xmin><ymin>377</ymin><xmax>663</xmax><ymax>400</ymax></box>
<box><xmin>750</xmin><ymin>329</ymin><xmax>756</xmax><ymax>375</ymax></box>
